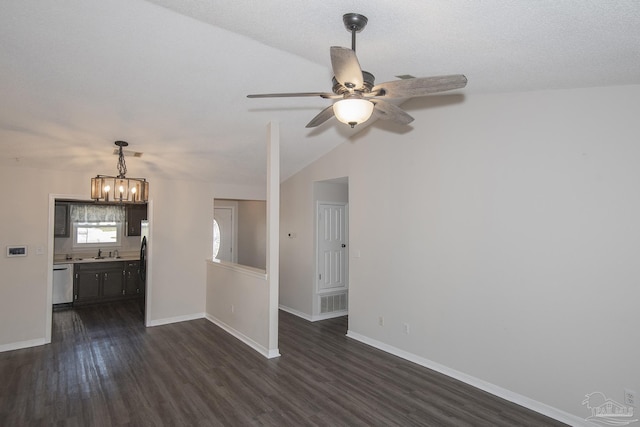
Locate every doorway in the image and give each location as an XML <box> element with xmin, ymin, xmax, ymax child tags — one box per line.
<box><xmin>317</xmin><ymin>203</ymin><xmax>348</xmax><ymax>291</ymax></box>
<box><xmin>314</xmin><ymin>178</ymin><xmax>349</xmax><ymax>320</ymax></box>
<box><xmin>47</xmin><ymin>195</ymin><xmax>151</xmax><ymax>343</ymax></box>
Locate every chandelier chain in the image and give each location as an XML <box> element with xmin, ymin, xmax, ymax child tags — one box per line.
<box><xmin>117</xmin><ymin>146</ymin><xmax>127</xmax><ymax>178</ymax></box>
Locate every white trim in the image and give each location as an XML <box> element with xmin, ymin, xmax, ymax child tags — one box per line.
<box><xmin>278</xmin><ymin>305</ymin><xmax>313</xmax><ymax>321</ymax></box>
<box><xmin>205</xmin><ymin>313</ymin><xmax>281</xmax><ymax>359</ymax></box>
<box><xmin>317</xmin><ymin>287</ymin><xmax>348</xmax><ymax>295</ymax></box>
<box><xmin>206</xmin><ymin>258</ymin><xmax>267</xmax><ymax>279</ymax></box>
<box><xmin>0</xmin><ymin>338</ymin><xmax>47</xmax><ymax>353</ymax></box>
<box><xmin>146</xmin><ymin>312</ymin><xmax>205</xmax><ymax>327</ymax></box>
<box><xmin>345</xmin><ymin>330</ymin><xmax>590</xmax><ymax>427</ymax></box>
<box><xmin>312</xmin><ymin>310</ymin><xmax>348</xmax><ymax>321</ymax></box>
<box><xmin>279</xmin><ymin>305</ymin><xmax>348</xmax><ymax>322</ymax></box>
<box><xmin>47</xmin><ymin>193</ymin><xmax>87</xmax><ymax>344</ymax></box>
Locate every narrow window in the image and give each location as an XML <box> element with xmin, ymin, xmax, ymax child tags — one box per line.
<box><xmin>213</xmin><ymin>219</ymin><xmax>221</xmax><ymax>259</ymax></box>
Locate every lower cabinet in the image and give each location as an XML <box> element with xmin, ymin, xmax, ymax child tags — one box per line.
<box><xmin>124</xmin><ymin>261</ymin><xmax>143</xmax><ymax>296</ymax></box>
<box><xmin>74</xmin><ymin>261</ymin><xmax>143</xmax><ymax>306</ymax></box>
<box><xmin>75</xmin><ymin>269</ymin><xmax>101</xmax><ymax>301</ymax></box>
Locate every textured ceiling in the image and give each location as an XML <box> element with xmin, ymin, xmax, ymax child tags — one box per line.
<box><xmin>1</xmin><ymin>0</ymin><xmax>639</xmax><ymax>187</ymax></box>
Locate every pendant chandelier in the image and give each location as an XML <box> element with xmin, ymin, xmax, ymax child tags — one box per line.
<box><xmin>91</xmin><ymin>141</ymin><xmax>148</xmax><ymax>203</ymax></box>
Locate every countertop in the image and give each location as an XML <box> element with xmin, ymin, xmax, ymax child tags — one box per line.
<box><xmin>54</xmin><ymin>253</ymin><xmax>140</xmax><ymax>265</ymax></box>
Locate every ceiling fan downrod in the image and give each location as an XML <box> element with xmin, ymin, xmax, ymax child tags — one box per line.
<box><xmin>343</xmin><ymin>13</ymin><xmax>368</xmax><ymax>52</ymax></box>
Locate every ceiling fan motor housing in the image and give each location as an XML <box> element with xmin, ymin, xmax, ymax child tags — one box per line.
<box><xmin>332</xmin><ymin>71</ymin><xmax>375</xmax><ymax>95</ymax></box>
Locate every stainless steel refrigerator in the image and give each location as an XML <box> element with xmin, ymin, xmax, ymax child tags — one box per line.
<box><xmin>139</xmin><ymin>220</ymin><xmax>149</xmax><ymax>316</ymax></box>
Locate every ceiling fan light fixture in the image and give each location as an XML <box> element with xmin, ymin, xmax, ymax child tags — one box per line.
<box><xmin>333</xmin><ymin>98</ymin><xmax>374</xmax><ymax>128</ymax></box>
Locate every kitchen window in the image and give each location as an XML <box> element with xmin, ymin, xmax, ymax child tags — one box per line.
<box><xmin>70</xmin><ymin>204</ymin><xmax>125</xmax><ymax>248</ymax></box>
<box><xmin>73</xmin><ymin>221</ymin><xmax>122</xmax><ymax>247</ymax></box>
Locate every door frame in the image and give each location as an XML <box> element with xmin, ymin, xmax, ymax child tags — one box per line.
<box><xmin>46</xmin><ymin>194</ymin><xmax>153</xmax><ymax>341</ymax></box>
<box><xmin>315</xmin><ymin>201</ymin><xmax>349</xmax><ymax>295</ymax></box>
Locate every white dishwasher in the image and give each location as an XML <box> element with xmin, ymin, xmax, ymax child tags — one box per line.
<box><xmin>52</xmin><ymin>264</ymin><xmax>73</xmax><ymax>304</ymax></box>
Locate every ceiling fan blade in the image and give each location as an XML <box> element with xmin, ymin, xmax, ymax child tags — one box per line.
<box><xmin>373</xmin><ymin>75</ymin><xmax>467</xmax><ymax>98</ymax></box>
<box><xmin>305</xmin><ymin>105</ymin><xmax>335</xmax><ymax>128</ymax></box>
<box><xmin>247</xmin><ymin>92</ymin><xmax>338</xmax><ymax>99</ymax></box>
<box><xmin>330</xmin><ymin>46</ymin><xmax>364</xmax><ymax>90</ymax></box>
<box><xmin>371</xmin><ymin>99</ymin><xmax>414</xmax><ymax>125</ymax></box>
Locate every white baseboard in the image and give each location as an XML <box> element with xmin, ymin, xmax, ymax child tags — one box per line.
<box><xmin>346</xmin><ymin>330</ymin><xmax>590</xmax><ymax>427</ymax></box>
<box><xmin>278</xmin><ymin>305</ymin><xmax>348</xmax><ymax>322</ymax></box>
<box><xmin>0</xmin><ymin>337</ymin><xmax>47</xmax><ymax>353</ymax></box>
<box><xmin>311</xmin><ymin>310</ymin><xmax>348</xmax><ymax>322</ymax></box>
<box><xmin>205</xmin><ymin>314</ymin><xmax>280</xmax><ymax>359</ymax></box>
<box><xmin>146</xmin><ymin>312</ymin><xmax>205</xmax><ymax>327</ymax></box>
<box><xmin>278</xmin><ymin>305</ymin><xmax>312</xmax><ymax>321</ymax></box>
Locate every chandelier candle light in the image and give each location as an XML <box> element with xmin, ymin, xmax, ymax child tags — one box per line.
<box><xmin>91</xmin><ymin>141</ymin><xmax>148</xmax><ymax>203</ymax></box>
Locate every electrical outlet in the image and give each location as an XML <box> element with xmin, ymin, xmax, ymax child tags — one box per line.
<box><xmin>624</xmin><ymin>389</ymin><xmax>637</xmax><ymax>407</ymax></box>
<box><xmin>378</xmin><ymin>316</ymin><xmax>384</xmax><ymax>326</ymax></box>
<box><xmin>403</xmin><ymin>323</ymin><xmax>410</xmax><ymax>334</ymax></box>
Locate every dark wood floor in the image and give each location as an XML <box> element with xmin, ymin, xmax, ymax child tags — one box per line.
<box><xmin>0</xmin><ymin>301</ymin><xmax>567</xmax><ymax>426</ymax></box>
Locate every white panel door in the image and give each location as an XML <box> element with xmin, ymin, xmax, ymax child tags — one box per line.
<box><xmin>317</xmin><ymin>203</ymin><xmax>347</xmax><ymax>290</ymax></box>
<box><xmin>214</xmin><ymin>207</ymin><xmax>233</xmax><ymax>262</ymax></box>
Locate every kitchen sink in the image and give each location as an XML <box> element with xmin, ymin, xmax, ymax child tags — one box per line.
<box><xmin>73</xmin><ymin>256</ymin><xmax>123</xmax><ymax>262</ymax></box>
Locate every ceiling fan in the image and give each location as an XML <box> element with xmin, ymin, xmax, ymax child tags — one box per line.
<box><xmin>247</xmin><ymin>13</ymin><xmax>467</xmax><ymax>129</ymax></box>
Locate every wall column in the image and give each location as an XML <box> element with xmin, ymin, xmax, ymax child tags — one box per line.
<box><xmin>266</xmin><ymin>121</ymin><xmax>281</xmax><ymax>357</ymax></box>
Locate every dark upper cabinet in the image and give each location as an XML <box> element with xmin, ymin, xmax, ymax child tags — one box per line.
<box><xmin>126</xmin><ymin>204</ymin><xmax>148</xmax><ymax>236</ymax></box>
<box><xmin>54</xmin><ymin>203</ymin><xmax>70</xmax><ymax>237</ymax></box>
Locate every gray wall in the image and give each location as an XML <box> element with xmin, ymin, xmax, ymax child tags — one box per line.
<box><xmin>215</xmin><ymin>199</ymin><xmax>266</xmax><ymax>270</ymax></box>
<box><xmin>279</xmin><ymin>84</ymin><xmax>640</xmax><ymax>421</ymax></box>
<box><xmin>237</xmin><ymin>200</ymin><xmax>266</xmax><ymax>269</ymax></box>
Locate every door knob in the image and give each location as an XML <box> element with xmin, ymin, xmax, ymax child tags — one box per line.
<box><xmin>341</xmin><ymin>244</ymin><xmax>346</xmax><ymax>248</ymax></box>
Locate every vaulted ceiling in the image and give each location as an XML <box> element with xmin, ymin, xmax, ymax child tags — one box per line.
<box><xmin>2</xmin><ymin>0</ymin><xmax>639</xmax><ymax>186</ymax></box>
